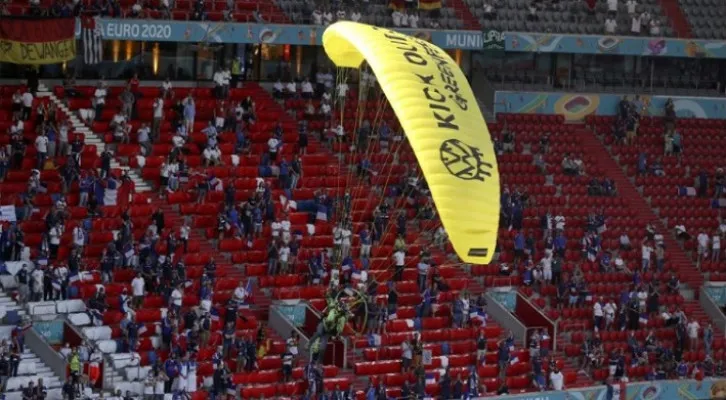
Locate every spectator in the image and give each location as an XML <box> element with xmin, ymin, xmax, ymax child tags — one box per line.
<box><xmin>626</xmin><ymin>0</ymin><xmax>637</xmax><ymax>14</ymax></box>
<box><xmin>392</xmin><ymin>8</ymin><xmax>405</xmax><ymax>26</ymax></box>
<box><xmin>631</xmin><ymin>13</ymin><xmax>642</xmax><ymax>34</ymax></box>
<box><xmin>550</xmin><ymin>366</ymin><xmax>564</xmax><ymax>390</ymax></box>
<box><xmin>649</xmin><ymin>18</ymin><xmax>661</xmax><ymax>35</ymax></box>
<box><xmin>687</xmin><ymin>319</ymin><xmax>700</xmax><ymax>350</ymax></box>
<box><xmin>92</xmin><ymin>82</ymin><xmax>107</xmax><ymax>121</ymax></box>
<box><xmin>21</xmin><ymin>89</ymin><xmax>33</xmax><ymax>121</ymax></box>
<box><xmin>605</xmin><ymin>17</ymin><xmax>618</xmax><ymax>34</ymax></box>
<box><xmin>607</xmin><ymin>0</ymin><xmax>618</xmax><ymax>15</ymax></box>
<box><xmin>698</xmin><ymin>230</ymin><xmax>710</xmax><ymax>265</ymax></box>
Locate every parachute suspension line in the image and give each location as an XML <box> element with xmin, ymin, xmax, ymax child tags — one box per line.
<box><xmin>346</xmin><ymin>75</ymin><xmax>392</xmax><ymax>219</ymax></box>
<box><xmin>332</xmin><ymin>66</ymin><xmax>352</xmax><ymax>233</ymax></box>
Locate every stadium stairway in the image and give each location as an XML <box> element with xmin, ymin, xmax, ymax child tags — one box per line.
<box><xmin>581</xmin><ymin>128</ymin><xmax>703</xmax><ymax>293</ymax></box>
<box><xmin>447</xmin><ymin>0</ymin><xmax>480</xmax><ymax>29</ymax></box>
<box><xmin>37</xmin><ymin>83</ymin><xmax>152</xmax><ymax>193</ymax></box>
<box><xmin>656</xmin><ymin>0</ymin><xmax>692</xmax><ymax>37</ymax></box>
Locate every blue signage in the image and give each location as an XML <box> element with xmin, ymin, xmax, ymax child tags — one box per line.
<box><xmin>73</xmin><ymin>18</ymin><xmax>489</xmax><ymax>50</ymax></box>
<box><xmin>33</xmin><ymin>320</ymin><xmax>64</xmax><ymax>345</ymax></box>
<box><xmin>274</xmin><ymin>304</ymin><xmax>307</xmax><ymax>327</ymax></box>
<box><xmin>505</xmin><ymin>31</ymin><xmax>726</xmax><ymax>58</ymax></box>
<box><xmin>494</xmin><ymin>91</ymin><xmax>726</xmax><ymax>121</ymax></box>
<box><xmin>489</xmin><ymin>290</ymin><xmax>517</xmax><ymax>312</ymax></box>
<box><xmin>487</xmin><ymin>379</ymin><xmax>726</xmax><ymax>400</ymax></box>
<box><xmin>70</xmin><ymin>19</ymin><xmax>726</xmax><ymax>58</ymax></box>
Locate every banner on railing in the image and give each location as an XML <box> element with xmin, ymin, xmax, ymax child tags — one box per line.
<box><xmin>68</xmin><ymin>19</ymin><xmax>726</xmax><ymax>58</ymax></box>
<box><xmin>1</xmin><ymin>17</ymin><xmax>76</xmax><ymax>65</ymax></box>
<box><xmin>505</xmin><ymin>31</ymin><xmax>726</xmax><ymax>58</ymax></box>
<box><xmin>485</xmin><ymin>378</ymin><xmax>726</xmax><ymax>400</ymax></box>
<box><xmin>494</xmin><ymin>91</ymin><xmax>726</xmax><ymax>121</ymax></box>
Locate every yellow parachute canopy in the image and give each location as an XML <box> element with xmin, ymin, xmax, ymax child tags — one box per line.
<box><xmin>322</xmin><ymin>22</ymin><xmax>500</xmax><ymax>264</ymax></box>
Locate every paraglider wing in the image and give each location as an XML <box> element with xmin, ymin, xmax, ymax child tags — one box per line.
<box><xmin>322</xmin><ymin>21</ymin><xmax>500</xmax><ymax>264</ymax></box>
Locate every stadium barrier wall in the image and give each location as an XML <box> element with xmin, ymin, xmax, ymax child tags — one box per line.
<box><xmin>701</xmin><ymin>284</ymin><xmax>726</xmax><ymax>334</ymax></box>
<box><xmin>484</xmin><ymin>289</ymin><xmax>527</xmax><ymax>346</ymax></box>
<box><xmin>494</xmin><ymin>91</ymin><xmax>726</xmax><ymax>121</ymax></box>
<box><xmin>513</xmin><ymin>292</ymin><xmax>556</xmax><ymax>351</ymax></box>
<box><xmin>66</xmin><ymin>18</ymin><xmax>726</xmax><ymax>58</ymax></box>
<box><xmin>26</xmin><ymin>323</ymin><xmax>68</xmax><ymax>380</ymax></box>
<box><xmin>480</xmin><ymin>378</ymin><xmax>726</xmax><ymax>400</ymax></box>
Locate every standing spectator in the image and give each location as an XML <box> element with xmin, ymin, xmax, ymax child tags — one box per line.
<box><xmin>605</xmin><ymin>17</ymin><xmax>618</xmax><ymax>34</ymax></box>
<box><xmin>697</xmin><ymin>230</ymin><xmax>710</xmax><ymax>265</ymax></box>
<box><xmin>712</xmin><ymin>231</ymin><xmax>721</xmax><ymax>262</ymax></box>
<box><xmin>35</xmin><ymin>132</ymin><xmax>48</xmax><ymax>170</ymax></box>
<box><xmin>152</xmin><ymin>96</ymin><xmax>164</xmax><ymax>142</ymax></box>
<box><xmin>687</xmin><ymin>319</ymin><xmax>700</xmax><ymax>350</ymax></box>
<box><xmin>93</xmin><ymin>82</ymin><xmax>107</xmax><ymax>121</ymax></box>
<box><xmin>21</xmin><ymin>89</ymin><xmax>33</xmax><ymax>121</ymax></box>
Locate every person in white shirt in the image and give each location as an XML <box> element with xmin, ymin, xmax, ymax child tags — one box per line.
<box><xmin>35</xmin><ymin>132</ymin><xmax>49</xmax><ymax>169</ymax></box>
<box><xmin>180</xmin><ymin>222</ymin><xmax>190</xmax><ymax>253</ymax></box>
<box><xmin>172</xmin><ymin>134</ymin><xmax>186</xmax><ymax>149</ymax></box>
<box><xmin>607</xmin><ymin>0</ymin><xmax>618</xmax><ymax>14</ymax></box>
<box><xmin>271</xmin><ymin>218</ymin><xmax>282</xmax><ymax>239</ymax></box>
<box><xmin>21</xmin><ymin>90</ymin><xmax>33</xmax><ymax>121</ymax></box>
<box><xmin>593</xmin><ymin>299</ymin><xmax>604</xmax><ymax>331</ymax></box>
<box><xmin>416</xmin><ymin>259</ymin><xmax>430</xmax><ymax>292</ymax></box>
<box><xmin>687</xmin><ymin>320</ymin><xmax>700</xmax><ymax>350</ymax></box>
<box><xmin>336</xmin><ymin>9</ymin><xmax>346</xmax><ymax>20</ymax></box>
<box><xmin>350</xmin><ymin>9</ymin><xmax>361</xmax><ymax>22</ymax></box>
<box><xmin>698</xmin><ymin>231</ymin><xmax>710</xmax><ymax>264</ymax></box>
<box><xmin>540</xmin><ymin>252</ymin><xmax>553</xmax><ymax>283</ymax></box>
<box><xmin>273</xmin><ymin>79</ymin><xmax>285</xmax><ymax>99</ymax></box>
<box><xmin>399</xmin><ymin>11</ymin><xmax>409</xmax><ymax>27</ymax></box>
<box><xmin>285</xmin><ymin>80</ymin><xmax>297</xmax><ymax>98</ymax></box>
<box><xmin>72</xmin><ymin>226</ymin><xmax>86</xmax><ymax>248</ymax></box>
<box><xmin>408</xmin><ymin>12</ymin><xmax>419</xmax><ymax>28</ymax></box>
<box><xmin>93</xmin><ymin>83</ymin><xmax>107</xmax><ymax>120</ymax></box>
<box><xmin>631</xmin><ymin>14</ymin><xmax>642</xmax><ymax>34</ymax></box>
<box><xmin>649</xmin><ymin>19</ymin><xmax>660</xmax><ymax>35</ymax></box>
<box><xmin>550</xmin><ymin>367</ymin><xmax>564</xmax><ymax>390</ymax></box>
<box><xmin>641</xmin><ymin>242</ymin><xmax>653</xmax><ymax>271</ymax></box>
<box><xmin>49</xmin><ymin>223</ymin><xmax>63</xmax><ymax>259</ymax></box>
<box><xmin>311</xmin><ymin>8</ymin><xmax>323</xmax><ymax>25</ymax></box>
<box><xmin>319</xmin><ymin>101</ymin><xmax>331</xmax><ymax>116</ymax></box>
<box><xmin>336</xmin><ymin>82</ymin><xmax>349</xmax><ymax>99</ymax></box>
<box><xmin>213</xmin><ymin>68</ymin><xmax>226</xmax><ymax>99</ymax></box>
<box><xmin>267</xmin><ymin>136</ymin><xmax>280</xmax><ymax>161</ymax></box>
<box><xmin>131</xmin><ymin>272</ymin><xmax>145</xmax><ymax>308</ymax></box>
<box><xmin>392</xmin><ymin>10</ymin><xmax>404</xmax><ymax>27</ymax></box>
<box><xmin>341</xmin><ymin>225</ymin><xmax>352</xmax><ymax>258</ymax></box>
<box><xmin>625</xmin><ymin>0</ymin><xmax>637</xmax><ymax>14</ymax></box>
<box><xmin>203</xmin><ymin>145</ymin><xmax>221</xmax><ymax>166</ymax></box>
<box><xmin>603</xmin><ymin>301</ymin><xmax>617</xmax><ymax>330</ymax></box>
<box><xmin>712</xmin><ymin>232</ymin><xmax>721</xmax><ymax>262</ymax></box>
<box><xmin>170</xmin><ymin>284</ymin><xmax>183</xmax><ymax>313</ymax></box>
<box><xmin>322</xmin><ymin>8</ymin><xmax>333</xmax><ymax>25</ymax></box>
<box><xmin>301</xmin><ymin>79</ymin><xmax>314</xmax><ymax>99</ymax></box>
<box><xmin>233</xmin><ymin>281</ymin><xmax>248</xmax><ymax>304</ymax></box>
<box><xmin>32</xmin><ymin>267</ymin><xmax>44</xmax><ymax>301</ymax></box>
<box><xmin>605</xmin><ymin>18</ymin><xmax>618</xmax><ymax>34</ymax></box>
<box><xmin>483</xmin><ymin>2</ymin><xmax>495</xmax><ymax>19</ymax></box>
<box><xmin>393</xmin><ymin>250</ymin><xmax>405</xmax><ymax>281</ymax></box>
<box><xmin>279</xmin><ymin>243</ymin><xmax>291</xmax><ymax>273</ymax></box>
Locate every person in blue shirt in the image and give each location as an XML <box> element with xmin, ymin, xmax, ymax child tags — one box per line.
<box><xmin>279</xmin><ymin>159</ymin><xmax>290</xmax><ymax>189</ymax></box>
<box><xmin>514</xmin><ymin>231</ymin><xmax>525</xmax><ymax>264</ymax></box>
<box><xmin>554</xmin><ymin>232</ymin><xmax>567</xmax><ymax>258</ymax></box>
<box><xmin>183</xmin><ymin>96</ymin><xmax>196</xmax><ymax>134</ymax></box>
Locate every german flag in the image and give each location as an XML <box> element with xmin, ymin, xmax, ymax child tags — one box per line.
<box><xmin>0</xmin><ymin>17</ymin><xmax>76</xmax><ymax>65</ymax></box>
<box><xmin>388</xmin><ymin>0</ymin><xmax>406</xmax><ymax>11</ymax></box>
<box><xmin>418</xmin><ymin>0</ymin><xmax>442</xmax><ymax>10</ymax></box>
